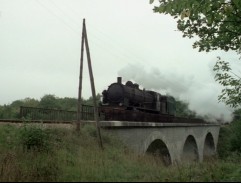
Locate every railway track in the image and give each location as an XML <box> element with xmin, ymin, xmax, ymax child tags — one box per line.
<box><xmin>0</xmin><ymin>119</ymin><xmax>74</xmax><ymax>124</ymax></box>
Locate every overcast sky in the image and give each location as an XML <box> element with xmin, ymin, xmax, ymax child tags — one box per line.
<box><xmin>0</xmin><ymin>0</ymin><xmax>239</xmax><ymax>122</ymax></box>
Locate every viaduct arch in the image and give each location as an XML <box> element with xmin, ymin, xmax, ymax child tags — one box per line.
<box><xmin>102</xmin><ymin>121</ymin><xmax>220</xmax><ymax>165</ymax></box>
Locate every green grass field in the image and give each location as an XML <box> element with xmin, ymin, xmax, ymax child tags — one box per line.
<box><xmin>0</xmin><ymin>123</ymin><xmax>240</xmax><ymax>182</ymax></box>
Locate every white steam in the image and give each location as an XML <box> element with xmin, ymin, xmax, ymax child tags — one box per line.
<box><xmin>118</xmin><ymin>64</ymin><xmax>234</xmax><ymax>123</ymax></box>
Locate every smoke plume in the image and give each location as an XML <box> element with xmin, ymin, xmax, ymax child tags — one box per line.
<box><xmin>118</xmin><ymin>63</ymin><xmax>234</xmax><ymax>123</ymax></box>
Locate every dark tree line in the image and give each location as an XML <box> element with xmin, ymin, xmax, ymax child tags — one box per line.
<box><xmin>0</xmin><ymin>94</ymin><xmax>101</xmax><ymax>119</ymax></box>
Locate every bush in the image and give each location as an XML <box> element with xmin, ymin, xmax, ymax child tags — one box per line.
<box><xmin>229</xmin><ymin>120</ymin><xmax>241</xmax><ymax>153</ymax></box>
<box><xmin>19</xmin><ymin>123</ymin><xmax>50</xmax><ymax>152</ymax></box>
<box><xmin>217</xmin><ymin>120</ymin><xmax>241</xmax><ymax>159</ymax></box>
<box><xmin>217</xmin><ymin>125</ymin><xmax>232</xmax><ymax>158</ymax></box>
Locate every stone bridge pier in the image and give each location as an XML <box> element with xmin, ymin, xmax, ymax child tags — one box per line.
<box><xmin>101</xmin><ymin>121</ymin><xmax>220</xmax><ymax>165</ymax></box>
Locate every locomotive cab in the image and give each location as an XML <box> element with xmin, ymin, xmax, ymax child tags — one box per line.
<box><xmin>160</xmin><ymin>96</ymin><xmax>176</xmax><ymax>116</ymax></box>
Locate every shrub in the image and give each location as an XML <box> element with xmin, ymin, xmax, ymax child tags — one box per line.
<box><xmin>217</xmin><ymin>125</ymin><xmax>232</xmax><ymax>158</ymax></box>
<box><xmin>229</xmin><ymin>120</ymin><xmax>241</xmax><ymax>153</ymax></box>
<box><xmin>19</xmin><ymin>123</ymin><xmax>50</xmax><ymax>152</ymax></box>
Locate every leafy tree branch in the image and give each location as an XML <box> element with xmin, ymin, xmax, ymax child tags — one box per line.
<box><xmin>150</xmin><ymin>0</ymin><xmax>241</xmax><ymax>108</ymax></box>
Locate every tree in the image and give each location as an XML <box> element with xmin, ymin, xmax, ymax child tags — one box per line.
<box><xmin>150</xmin><ymin>0</ymin><xmax>241</xmax><ymax>108</ymax></box>
<box><xmin>213</xmin><ymin>57</ymin><xmax>241</xmax><ymax>108</ymax></box>
<box><xmin>22</xmin><ymin>98</ymin><xmax>39</xmax><ymax>107</ymax></box>
<box><xmin>58</xmin><ymin>97</ymin><xmax>78</xmax><ymax>111</ymax></box>
<box><xmin>83</xmin><ymin>94</ymin><xmax>101</xmax><ymax>106</ymax></box>
<box><xmin>39</xmin><ymin>94</ymin><xmax>60</xmax><ymax>109</ymax></box>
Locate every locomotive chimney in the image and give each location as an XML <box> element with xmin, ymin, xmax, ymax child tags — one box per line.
<box><xmin>117</xmin><ymin>77</ymin><xmax>122</xmax><ymax>84</ymax></box>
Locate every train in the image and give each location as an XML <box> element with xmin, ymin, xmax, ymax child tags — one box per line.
<box><xmin>99</xmin><ymin>77</ymin><xmax>177</xmax><ymax>122</ymax></box>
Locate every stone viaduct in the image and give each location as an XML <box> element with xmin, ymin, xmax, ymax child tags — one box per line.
<box><xmin>100</xmin><ymin>121</ymin><xmax>220</xmax><ymax>165</ymax></box>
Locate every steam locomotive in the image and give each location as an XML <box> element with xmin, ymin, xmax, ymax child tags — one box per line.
<box><xmin>99</xmin><ymin>77</ymin><xmax>176</xmax><ymax>122</ymax></box>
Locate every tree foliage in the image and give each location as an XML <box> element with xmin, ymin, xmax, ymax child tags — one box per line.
<box><xmin>39</xmin><ymin>94</ymin><xmax>60</xmax><ymax>109</ymax></box>
<box><xmin>213</xmin><ymin>57</ymin><xmax>241</xmax><ymax>108</ymax></box>
<box><xmin>151</xmin><ymin>0</ymin><xmax>241</xmax><ymax>53</ymax></box>
<box><xmin>151</xmin><ymin>0</ymin><xmax>241</xmax><ymax>108</ymax></box>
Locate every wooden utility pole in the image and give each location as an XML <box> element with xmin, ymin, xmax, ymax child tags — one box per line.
<box><xmin>77</xmin><ymin>19</ymin><xmax>103</xmax><ymax>149</ymax></box>
<box><xmin>76</xmin><ymin>19</ymin><xmax>85</xmax><ymax>131</ymax></box>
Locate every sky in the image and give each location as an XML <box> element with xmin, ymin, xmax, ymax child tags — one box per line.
<box><xmin>0</xmin><ymin>0</ymin><xmax>239</xmax><ymax>122</ymax></box>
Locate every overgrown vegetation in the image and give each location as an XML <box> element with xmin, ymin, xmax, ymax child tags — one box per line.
<box><xmin>0</xmin><ymin>121</ymin><xmax>241</xmax><ymax>182</ymax></box>
<box><xmin>217</xmin><ymin>119</ymin><xmax>241</xmax><ymax>158</ymax></box>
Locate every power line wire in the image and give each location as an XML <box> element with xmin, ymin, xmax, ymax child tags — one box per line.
<box><xmin>35</xmin><ymin>0</ymin><xmax>81</xmax><ymax>36</ymax></box>
<box><xmin>34</xmin><ymin>0</ymin><xmax>150</xmax><ymax>66</ymax></box>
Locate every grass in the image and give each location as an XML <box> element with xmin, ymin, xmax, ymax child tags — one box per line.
<box><xmin>0</xmin><ymin>123</ymin><xmax>240</xmax><ymax>182</ymax></box>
